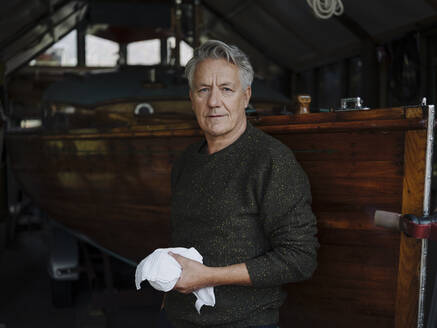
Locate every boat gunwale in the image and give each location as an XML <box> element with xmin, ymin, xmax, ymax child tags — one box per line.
<box><xmin>5</xmin><ymin>107</ymin><xmax>427</xmax><ymax>140</ymax></box>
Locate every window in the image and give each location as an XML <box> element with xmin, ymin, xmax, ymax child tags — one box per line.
<box><xmin>30</xmin><ymin>30</ymin><xmax>77</xmax><ymax>66</ymax></box>
<box><xmin>86</xmin><ymin>34</ymin><xmax>119</xmax><ymax>67</ymax></box>
<box><xmin>127</xmin><ymin>39</ymin><xmax>160</xmax><ymax>65</ymax></box>
<box><xmin>180</xmin><ymin>40</ymin><xmax>194</xmax><ymax>66</ymax></box>
<box><xmin>168</xmin><ymin>37</ymin><xmax>193</xmax><ymax>66</ymax></box>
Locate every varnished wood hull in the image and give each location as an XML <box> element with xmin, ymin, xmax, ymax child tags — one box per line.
<box><xmin>6</xmin><ymin>107</ymin><xmax>427</xmax><ymax>327</ymax></box>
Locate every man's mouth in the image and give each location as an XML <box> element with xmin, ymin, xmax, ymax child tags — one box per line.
<box><xmin>208</xmin><ymin>114</ymin><xmax>226</xmax><ymax>118</ymax></box>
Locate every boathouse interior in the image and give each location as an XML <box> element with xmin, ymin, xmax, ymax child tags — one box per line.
<box><xmin>1</xmin><ymin>1</ymin><xmax>437</xmax><ymax>327</ymax></box>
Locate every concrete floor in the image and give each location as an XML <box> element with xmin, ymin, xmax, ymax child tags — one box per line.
<box><xmin>0</xmin><ymin>221</ymin><xmax>162</xmax><ymax>328</ymax></box>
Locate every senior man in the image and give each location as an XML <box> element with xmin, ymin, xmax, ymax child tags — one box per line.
<box><xmin>164</xmin><ymin>40</ymin><xmax>318</xmax><ymax>328</ymax></box>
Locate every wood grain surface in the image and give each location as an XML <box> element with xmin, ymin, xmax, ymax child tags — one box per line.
<box><xmin>6</xmin><ymin>107</ymin><xmax>427</xmax><ymax>327</ymax></box>
<box><xmin>395</xmin><ymin>130</ymin><xmax>426</xmax><ymax>328</ymax></box>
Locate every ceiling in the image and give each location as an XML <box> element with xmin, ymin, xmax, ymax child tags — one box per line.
<box><xmin>1</xmin><ymin>0</ymin><xmax>437</xmax><ymax>78</ymax></box>
<box><xmin>201</xmin><ymin>0</ymin><xmax>437</xmax><ymax>73</ymax></box>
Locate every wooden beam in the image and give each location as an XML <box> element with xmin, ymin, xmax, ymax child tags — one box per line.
<box><xmin>173</xmin><ymin>2</ymin><xmax>182</xmax><ymax>68</ymax></box>
<box><xmin>118</xmin><ymin>43</ymin><xmax>127</xmax><ymax>66</ymax></box>
<box><xmin>77</xmin><ymin>22</ymin><xmax>86</xmax><ymax>67</ymax></box>
<box><xmin>192</xmin><ymin>0</ymin><xmax>201</xmax><ymax>48</ymax></box>
<box><xmin>160</xmin><ymin>37</ymin><xmax>168</xmax><ymax>65</ymax></box>
<box><xmin>0</xmin><ymin>1</ymin><xmax>88</xmax><ymax>76</ymax></box>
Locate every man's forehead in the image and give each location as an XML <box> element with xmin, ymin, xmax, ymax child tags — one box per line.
<box><xmin>193</xmin><ymin>58</ymin><xmax>240</xmax><ymax>85</ymax></box>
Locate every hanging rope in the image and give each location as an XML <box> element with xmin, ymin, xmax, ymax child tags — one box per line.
<box><xmin>306</xmin><ymin>0</ymin><xmax>344</xmax><ymax>19</ymax></box>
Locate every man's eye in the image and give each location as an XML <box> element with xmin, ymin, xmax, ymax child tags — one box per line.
<box><xmin>198</xmin><ymin>88</ymin><xmax>209</xmax><ymax>93</ymax></box>
<box><xmin>222</xmin><ymin>87</ymin><xmax>233</xmax><ymax>92</ymax></box>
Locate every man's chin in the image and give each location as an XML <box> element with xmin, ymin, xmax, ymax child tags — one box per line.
<box><xmin>203</xmin><ymin>120</ymin><xmax>246</xmax><ymax>139</ymax></box>
<box><xmin>199</xmin><ymin>120</ymin><xmax>226</xmax><ymax>134</ymax></box>
<box><xmin>207</xmin><ymin>129</ymin><xmax>229</xmax><ymax>137</ymax></box>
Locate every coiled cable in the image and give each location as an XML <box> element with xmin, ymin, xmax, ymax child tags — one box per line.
<box><xmin>306</xmin><ymin>0</ymin><xmax>344</xmax><ymax>19</ymax></box>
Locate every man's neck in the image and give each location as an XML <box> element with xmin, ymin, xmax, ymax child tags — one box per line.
<box><xmin>205</xmin><ymin>120</ymin><xmax>247</xmax><ymax>155</ymax></box>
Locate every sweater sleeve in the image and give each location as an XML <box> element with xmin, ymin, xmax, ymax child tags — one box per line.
<box><xmin>245</xmin><ymin>150</ymin><xmax>319</xmax><ymax>287</ymax></box>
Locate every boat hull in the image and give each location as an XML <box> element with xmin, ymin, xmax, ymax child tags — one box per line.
<box><xmin>7</xmin><ymin>107</ymin><xmax>427</xmax><ymax>327</ymax></box>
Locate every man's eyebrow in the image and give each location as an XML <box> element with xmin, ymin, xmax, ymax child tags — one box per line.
<box><xmin>219</xmin><ymin>82</ymin><xmax>236</xmax><ymax>87</ymax></box>
<box><xmin>195</xmin><ymin>81</ymin><xmax>235</xmax><ymax>88</ymax></box>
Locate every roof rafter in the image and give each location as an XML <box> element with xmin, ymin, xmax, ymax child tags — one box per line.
<box><xmin>0</xmin><ymin>0</ymin><xmax>88</xmax><ymax>76</ymax></box>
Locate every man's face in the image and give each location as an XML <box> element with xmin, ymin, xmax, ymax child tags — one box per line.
<box><xmin>189</xmin><ymin>58</ymin><xmax>251</xmax><ymax>140</ymax></box>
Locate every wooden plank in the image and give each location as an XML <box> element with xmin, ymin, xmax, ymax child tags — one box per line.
<box><xmin>262</xmin><ymin>118</ymin><xmax>425</xmax><ymax>135</ymax></box>
<box><xmin>276</xmin><ymin>130</ymin><xmax>405</xmax><ymax>161</ymax></box>
<box><xmin>395</xmin><ymin>130</ymin><xmax>426</xmax><ymax>327</ymax></box>
<box><xmin>318</xmin><ymin>225</ymin><xmax>400</xmax><ymax>247</ymax></box>
<box><xmin>282</xmin><ymin>240</ymin><xmax>399</xmax><ymax>327</ymax></box>
<box><xmin>302</xmin><ymin>160</ymin><xmax>403</xmax><ymax>178</ymax></box>
<box><xmin>275</xmin><ymin>123</ymin><xmax>406</xmax><ymax>326</ymax></box>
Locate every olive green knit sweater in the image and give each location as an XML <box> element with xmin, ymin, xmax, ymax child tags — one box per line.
<box><xmin>165</xmin><ymin>122</ymin><xmax>318</xmax><ymax>328</ymax></box>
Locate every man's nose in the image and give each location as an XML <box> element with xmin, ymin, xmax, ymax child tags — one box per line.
<box><xmin>207</xmin><ymin>87</ymin><xmax>220</xmax><ymax>107</ymax></box>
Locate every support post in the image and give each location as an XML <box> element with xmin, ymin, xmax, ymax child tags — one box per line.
<box><xmin>160</xmin><ymin>37</ymin><xmax>168</xmax><ymax>65</ymax></box>
<box><xmin>174</xmin><ymin>0</ymin><xmax>182</xmax><ymax>68</ymax></box>
<box><xmin>118</xmin><ymin>43</ymin><xmax>127</xmax><ymax>66</ymax></box>
<box><xmin>77</xmin><ymin>22</ymin><xmax>86</xmax><ymax>67</ymax></box>
<box><xmin>193</xmin><ymin>0</ymin><xmax>201</xmax><ymax>48</ymax></box>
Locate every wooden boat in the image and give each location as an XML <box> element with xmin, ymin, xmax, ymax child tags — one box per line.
<box><xmin>5</xmin><ymin>69</ymin><xmax>432</xmax><ymax>327</ymax></box>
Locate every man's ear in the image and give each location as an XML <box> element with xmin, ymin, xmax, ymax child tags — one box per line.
<box><xmin>244</xmin><ymin>86</ymin><xmax>252</xmax><ymax>108</ymax></box>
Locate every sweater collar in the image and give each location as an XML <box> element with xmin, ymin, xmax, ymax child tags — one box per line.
<box><xmin>196</xmin><ymin>120</ymin><xmax>253</xmax><ymax>157</ymax></box>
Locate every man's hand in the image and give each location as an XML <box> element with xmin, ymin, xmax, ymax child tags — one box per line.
<box><xmin>169</xmin><ymin>252</ymin><xmax>252</xmax><ymax>294</ymax></box>
<box><xmin>169</xmin><ymin>252</ymin><xmax>212</xmax><ymax>294</ymax></box>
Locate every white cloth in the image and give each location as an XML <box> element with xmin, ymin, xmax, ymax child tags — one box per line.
<box><xmin>135</xmin><ymin>247</ymin><xmax>215</xmax><ymax>313</ymax></box>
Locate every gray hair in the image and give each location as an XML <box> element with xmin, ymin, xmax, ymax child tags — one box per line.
<box><xmin>185</xmin><ymin>40</ymin><xmax>254</xmax><ymax>91</ymax></box>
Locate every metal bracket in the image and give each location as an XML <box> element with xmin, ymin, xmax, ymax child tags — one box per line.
<box><xmin>421</xmin><ymin>97</ymin><xmax>428</xmax><ymax>119</ymax></box>
<box><xmin>418</xmin><ymin>104</ymin><xmax>435</xmax><ymax>328</ymax></box>
<box><xmin>337</xmin><ymin>97</ymin><xmax>370</xmax><ymax>111</ymax></box>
